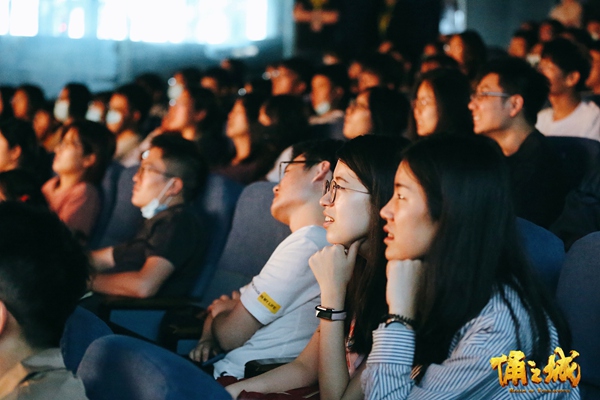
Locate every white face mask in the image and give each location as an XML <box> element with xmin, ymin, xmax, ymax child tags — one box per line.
<box><xmin>54</xmin><ymin>100</ymin><xmax>69</xmax><ymax>122</ymax></box>
<box><xmin>105</xmin><ymin>109</ymin><xmax>123</xmax><ymax>125</ymax></box>
<box><xmin>140</xmin><ymin>178</ymin><xmax>175</xmax><ymax>219</ymax></box>
<box><xmin>86</xmin><ymin>106</ymin><xmax>103</xmax><ymax>122</ymax></box>
<box><xmin>526</xmin><ymin>54</ymin><xmax>541</xmax><ymax>68</ymax></box>
<box><xmin>314</xmin><ymin>101</ymin><xmax>331</xmax><ymax>116</ymax></box>
<box><xmin>168</xmin><ymin>83</ymin><xmax>184</xmax><ymax>101</ymax></box>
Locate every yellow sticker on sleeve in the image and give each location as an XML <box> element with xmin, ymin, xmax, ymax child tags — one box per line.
<box><xmin>257</xmin><ymin>292</ymin><xmax>281</xmax><ymax>314</ymax></box>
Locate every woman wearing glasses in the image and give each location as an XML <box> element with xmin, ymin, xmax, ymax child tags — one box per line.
<box><xmin>409</xmin><ymin>68</ymin><xmax>473</xmax><ymax>139</ymax></box>
<box><xmin>226</xmin><ymin>135</ymin><xmax>408</xmax><ymax>399</ymax></box>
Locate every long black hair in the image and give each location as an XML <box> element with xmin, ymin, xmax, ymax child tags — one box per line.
<box><xmin>402</xmin><ymin>135</ymin><xmax>570</xmax><ymax>371</ymax></box>
<box><xmin>409</xmin><ymin>68</ymin><xmax>473</xmax><ymax>138</ymax></box>
<box><xmin>338</xmin><ymin>134</ymin><xmax>407</xmax><ymax>355</ymax></box>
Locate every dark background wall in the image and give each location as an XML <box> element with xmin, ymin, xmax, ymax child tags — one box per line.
<box><xmin>465</xmin><ymin>0</ymin><xmax>555</xmax><ymax>48</ymax></box>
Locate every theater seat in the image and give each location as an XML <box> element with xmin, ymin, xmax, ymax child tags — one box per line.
<box><xmin>556</xmin><ymin>232</ymin><xmax>600</xmax><ymax>399</ymax></box>
<box><xmin>77</xmin><ymin>335</ymin><xmax>230</xmax><ymax>400</ymax></box>
<box><xmin>60</xmin><ymin>306</ymin><xmax>113</xmax><ymax>373</ymax></box>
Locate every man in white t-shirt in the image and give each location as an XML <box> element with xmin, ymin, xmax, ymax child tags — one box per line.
<box><xmin>536</xmin><ymin>38</ymin><xmax>600</xmax><ymax>140</ymax></box>
<box><xmin>189</xmin><ymin>139</ymin><xmax>342</xmax><ymax>379</ymax></box>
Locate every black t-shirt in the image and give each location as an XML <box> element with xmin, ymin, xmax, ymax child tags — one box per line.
<box><xmin>112</xmin><ymin>204</ymin><xmax>208</xmax><ymax>297</ymax></box>
<box><xmin>507</xmin><ymin>130</ymin><xmax>569</xmax><ymax>229</ymax></box>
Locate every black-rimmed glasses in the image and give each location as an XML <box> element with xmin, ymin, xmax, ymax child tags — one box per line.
<box><xmin>323</xmin><ymin>179</ymin><xmax>369</xmax><ymax>204</ymax></box>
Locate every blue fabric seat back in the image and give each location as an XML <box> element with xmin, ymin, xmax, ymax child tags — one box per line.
<box><xmin>546</xmin><ymin>136</ymin><xmax>600</xmax><ymax>193</ymax></box>
<box><xmin>77</xmin><ymin>335</ymin><xmax>230</xmax><ymax>400</ymax></box>
<box><xmin>188</xmin><ymin>174</ymin><xmax>243</xmax><ymax>299</ymax></box>
<box><xmin>94</xmin><ymin>165</ymin><xmax>143</xmax><ymax>249</ymax></box>
<box><xmin>199</xmin><ymin>181</ymin><xmax>291</xmax><ymax>307</ymax></box>
<box><xmin>556</xmin><ymin>232</ymin><xmax>600</xmax><ymax>398</ymax></box>
<box><xmin>60</xmin><ymin>306</ymin><xmax>113</xmax><ymax>373</ymax></box>
<box><xmin>517</xmin><ymin>217</ymin><xmax>565</xmax><ymax>293</ymax></box>
<box><xmin>89</xmin><ymin>161</ymin><xmax>124</xmax><ymax>249</ymax></box>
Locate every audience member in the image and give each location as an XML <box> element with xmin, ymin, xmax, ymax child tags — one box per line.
<box><xmin>161</xmin><ymin>86</ymin><xmax>230</xmax><ymax>168</ymax></box>
<box><xmin>11</xmin><ymin>84</ymin><xmax>45</xmax><ymax>123</ymax></box>
<box><xmin>363</xmin><ymin>134</ymin><xmax>576</xmax><ymax>398</ymax></box>
<box><xmin>445</xmin><ymin>30</ymin><xmax>488</xmax><ymax>82</ymax></box>
<box><xmin>418</xmin><ymin>53</ymin><xmax>459</xmax><ymax>75</ymax></box>
<box><xmin>270</xmin><ymin>58</ymin><xmax>313</xmax><ymax>97</ymax></box>
<box><xmin>167</xmin><ymin>67</ymin><xmax>202</xmax><ymax>102</ymax></box>
<box><xmin>88</xmin><ymin>134</ymin><xmax>208</xmax><ymax>298</ymax></box>
<box><xmin>42</xmin><ymin>120</ymin><xmax>115</xmax><ymax>240</ymax></box>
<box><xmin>0</xmin><ymin>86</ymin><xmax>15</xmax><ymax>123</ymax></box>
<box><xmin>212</xmin><ymin>93</ymin><xmax>277</xmax><ymax>185</ymax></box>
<box><xmin>410</xmin><ymin>68</ymin><xmax>473</xmax><ymax>138</ymax></box>
<box><xmin>191</xmin><ymin>139</ymin><xmax>342</xmax><ymax>379</ymax></box>
<box><xmin>343</xmin><ymin>87</ymin><xmax>411</xmax><ymax>140</ymax></box>
<box><xmin>0</xmin><ymin>118</ymin><xmax>48</xmax><ymax>182</ymax></box>
<box><xmin>508</xmin><ymin>29</ymin><xmax>538</xmax><ymax>59</ymax></box>
<box><xmin>309</xmin><ymin>64</ymin><xmax>349</xmax><ymax>140</ymax></box>
<box><xmin>85</xmin><ymin>91</ymin><xmax>112</xmax><ymax>125</ymax></box>
<box><xmin>33</xmin><ymin>100</ymin><xmax>60</xmax><ymax>152</ymax></box>
<box><xmin>539</xmin><ymin>19</ymin><xmax>566</xmax><ymax>43</ymax></box>
<box><xmin>356</xmin><ymin>53</ymin><xmax>404</xmax><ymax>92</ymax></box>
<box><xmin>0</xmin><ymin>202</ymin><xmax>89</xmax><ymax>399</ymax></box>
<box><xmin>469</xmin><ymin>57</ymin><xmax>568</xmax><ymax>228</ymax></box>
<box><xmin>585</xmin><ymin>40</ymin><xmax>600</xmax><ymax>105</ymax></box>
<box><xmin>53</xmin><ymin>83</ymin><xmax>91</xmax><ymax>125</ymax></box>
<box><xmin>225</xmin><ymin>135</ymin><xmax>407</xmax><ymax>399</ymax></box>
<box><xmin>106</xmin><ymin>83</ymin><xmax>152</xmax><ymax>167</ymax></box>
<box><xmin>536</xmin><ymin>38</ymin><xmax>600</xmax><ymax>140</ymax></box>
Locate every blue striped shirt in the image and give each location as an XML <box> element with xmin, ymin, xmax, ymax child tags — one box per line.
<box><xmin>362</xmin><ymin>287</ymin><xmax>581</xmax><ymax>399</ymax></box>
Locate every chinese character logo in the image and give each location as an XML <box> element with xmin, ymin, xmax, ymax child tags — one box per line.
<box><xmin>490</xmin><ymin>347</ymin><xmax>581</xmax><ymax>388</ymax></box>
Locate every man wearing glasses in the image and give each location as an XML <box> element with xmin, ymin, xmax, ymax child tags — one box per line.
<box><xmin>88</xmin><ymin>134</ymin><xmax>208</xmax><ymax>299</ymax></box>
<box><xmin>190</xmin><ymin>139</ymin><xmax>342</xmax><ymax>379</ymax></box>
<box><xmin>468</xmin><ymin>57</ymin><xmax>568</xmax><ymax>228</ymax></box>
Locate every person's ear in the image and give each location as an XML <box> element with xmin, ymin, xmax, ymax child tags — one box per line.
<box><xmin>82</xmin><ymin>153</ymin><xmax>97</xmax><ymax>170</ymax></box>
<box><xmin>312</xmin><ymin>161</ymin><xmax>331</xmax><ymax>183</ymax></box>
<box><xmin>0</xmin><ymin>302</ymin><xmax>9</xmax><ymax>336</ymax></box>
<box><xmin>565</xmin><ymin>70</ymin><xmax>581</xmax><ymax>88</ymax></box>
<box><xmin>167</xmin><ymin>177</ymin><xmax>184</xmax><ymax>198</ymax></box>
<box><xmin>508</xmin><ymin>94</ymin><xmax>525</xmax><ymax>118</ymax></box>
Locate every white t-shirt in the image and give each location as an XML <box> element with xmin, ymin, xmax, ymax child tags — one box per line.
<box><xmin>213</xmin><ymin>225</ymin><xmax>329</xmax><ymax>378</ymax></box>
<box><xmin>536</xmin><ymin>101</ymin><xmax>600</xmax><ymax>141</ymax></box>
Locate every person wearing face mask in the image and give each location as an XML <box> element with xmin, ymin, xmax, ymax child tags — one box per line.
<box><xmin>309</xmin><ymin>64</ymin><xmax>349</xmax><ymax>141</ymax></box>
<box><xmin>88</xmin><ymin>134</ymin><xmax>209</xmax><ymax>299</ymax></box>
<box><xmin>105</xmin><ymin>84</ymin><xmax>152</xmax><ymax>167</ymax></box>
<box><xmin>46</xmin><ymin>83</ymin><xmax>92</xmax><ymax>154</ymax></box>
<box><xmin>167</xmin><ymin>68</ymin><xmax>202</xmax><ymax>104</ymax></box>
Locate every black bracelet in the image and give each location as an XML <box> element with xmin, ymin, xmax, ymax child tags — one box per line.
<box><xmin>383</xmin><ymin>314</ymin><xmax>417</xmax><ymax>329</ymax></box>
<box><xmin>315</xmin><ymin>305</ymin><xmax>347</xmax><ymax>321</ymax></box>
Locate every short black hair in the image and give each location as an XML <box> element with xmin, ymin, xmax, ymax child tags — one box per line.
<box><xmin>291</xmin><ymin>138</ymin><xmax>344</xmax><ymax>173</ymax></box>
<box><xmin>542</xmin><ymin>37</ymin><xmax>591</xmax><ymax>91</ymax></box>
<box><xmin>66</xmin><ymin>120</ymin><xmax>116</xmax><ymax>185</ymax></box>
<box><xmin>150</xmin><ymin>134</ymin><xmax>208</xmax><ymax>202</ymax></box>
<box><xmin>0</xmin><ymin>202</ymin><xmax>89</xmax><ymax>348</ymax></box>
<box><xmin>512</xmin><ymin>29</ymin><xmax>537</xmax><ymax>52</ymax></box>
<box><xmin>480</xmin><ymin>57</ymin><xmax>550</xmax><ymax>125</ymax></box>
<box><xmin>64</xmin><ymin>82</ymin><xmax>91</xmax><ymax>119</ymax></box>
<box><xmin>278</xmin><ymin>57</ymin><xmax>314</xmax><ymax>87</ymax></box>
<box><xmin>114</xmin><ymin>83</ymin><xmax>153</xmax><ymax>124</ymax></box>
<box><xmin>361</xmin><ymin>53</ymin><xmax>404</xmax><ymax>90</ymax></box>
<box><xmin>313</xmin><ymin>64</ymin><xmax>350</xmax><ymax>93</ymax></box>
<box><xmin>420</xmin><ymin>54</ymin><xmax>460</xmax><ymax>70</ymax></box>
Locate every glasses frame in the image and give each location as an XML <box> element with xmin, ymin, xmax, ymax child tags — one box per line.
<box><xmin>136</xmin><ymin>163</ymin><xmax>175</xmax><ymax>179</ymax></box>
<box><xmin>323</xmin><ymin>179</ymin><xmax>369</xmax><ymax>204</ymax></box>
<box><xmin>470</xmin><ymin>91</ymin><xmax>511</xmax><ymax>102</ymax></box>
<box><xmin>279</xmin><ymin>160</ymin><xmax>320</xmax><ymax>181</ymax></box>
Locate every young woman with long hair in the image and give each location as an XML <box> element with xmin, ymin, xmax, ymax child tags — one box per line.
<box><xmin>363</xmin><ymin>135</ymin><xmax>576</xmax><ymax>398</ymax></box>
<box><xmin>226</xmin><ymin>135</ymin><xmax>407</xmax><ymax>399</ymax></box>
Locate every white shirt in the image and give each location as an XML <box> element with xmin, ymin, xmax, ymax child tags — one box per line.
<box><xmin>213</xmin><ymin>225</ymin><xmax>329</xmax><ymax>378</ymax></box>
<box><xmin>536</xmin><ymin>101</ymin><xmax>600</xmax><ymax>141</ymax></box>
